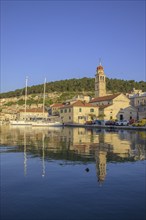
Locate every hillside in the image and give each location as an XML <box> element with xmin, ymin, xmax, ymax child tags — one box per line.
<box><xmin>1</xmin><ymin>77</ymin><xmax>146</xmax><ymax>100</ymax></box>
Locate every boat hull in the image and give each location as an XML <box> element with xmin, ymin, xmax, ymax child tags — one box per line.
<box><xmin>31</xmin><ymin>122</ymin><xmax>62</xmax><ymax>127</ymax></box>
<box><xmin>10</xmin><ymin>120</ymin><xmax>32</xmax><ymax>126</ymax></box>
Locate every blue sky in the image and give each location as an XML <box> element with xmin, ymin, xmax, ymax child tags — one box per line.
<box><xmin>1</xmin><ymin>0</ymin><xmax>145</xmax><ymax>92</ymax></box>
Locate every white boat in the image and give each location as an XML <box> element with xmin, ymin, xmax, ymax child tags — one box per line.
<box><xmin>10</xmin><ymin>120</ymin><xmax>32</xmax><ymax>126</ymax></box>
<box><xmin>31</xmin><ymin>121</ymin><xmax>62</xmax><ymax>127</ymax></box>
<box><xmin>30</xmin><ymin>79</ymin><xmax>62</xmax><ymax>127</ymax></box>
<box><xmin>10</xmin><ymin>78</ymin><xmax>62</xmax><ymax>127</ymax></box>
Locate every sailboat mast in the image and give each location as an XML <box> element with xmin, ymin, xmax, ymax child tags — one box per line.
<box><xmin>25</xmin><ymin>77</ymin><xmax>28</xmax><ymax>119</ymax></box>
<box><xmin>43</xmin><ymin>78</ymin><xmax>46</xmax><ymax>118</ymax></box>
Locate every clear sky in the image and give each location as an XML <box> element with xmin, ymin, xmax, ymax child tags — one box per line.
<box><xmin>1</xmin><ymin>0</ymin><xmax>145</xmax><ymax>92</ymax></box>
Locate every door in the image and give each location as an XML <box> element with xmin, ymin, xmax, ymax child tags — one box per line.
<box><xmin>120</xmin><ymin>114</ymin><xmax>123</xmax><ymax>120</ymax></box>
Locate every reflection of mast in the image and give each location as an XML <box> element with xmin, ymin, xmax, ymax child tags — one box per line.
<box><xmin>24</xmin><ymin>130</ymin><xmax>27</xmax><ymax>176</ymax></box>
<box><xmin>42</xmin><ymin>133</ymin><xmax>45</xmax><ymax>178</ymax></box>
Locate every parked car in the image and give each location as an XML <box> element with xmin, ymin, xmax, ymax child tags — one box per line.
<box><xmin>129</xmin><ymin>118</ymin><xmax>135</xmax><ymax>125</ymax></box>
<box><xmin>92</xmin><ymin>120</ymin><xmax>102</xmax><ymax>125</ymax></box>
<box><xmin>105</xmin><ymin>120</ymin><xmax>116</xmax><ymax>126</ymax></box>
<box><xmin>115</xmin><ymin>120</ymin><xmax>129</xmax><ymax>126</ymax></box>
<box><xmin>85</xmin><ymin>121</ymin><xmax>93</xmax><ymax>125</ymax></box>
<box><xmin>92</xmin><ymin>120</ymin><xmax>108</xmax><ymax>125</ymax></box>
<box><xmin>132</xmin><ymin>119</ymin><xmax>146</xmax><ymax>127</ymax></box>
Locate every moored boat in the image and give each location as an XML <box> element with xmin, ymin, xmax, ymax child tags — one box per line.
<box><xmin>10</xmin><ymin>120</ymin><xmax>32</xmax><ymax>126</ymax></box>
<box><xmin>31</xmin><ymin>121</ymin><xmax>62</xmax><ymax>127</ymax></box>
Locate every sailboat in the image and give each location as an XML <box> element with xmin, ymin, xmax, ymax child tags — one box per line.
<box><xmin>10</xmin><ymin>77</ymin><xmax>32</xmax><ymax>126</ymax></box>
<box><xmin>31</xmin><ymin>78</ymin><xmax>62</xmax><ymax>127</ymax></box>
<box><xmin>10</xmin><ymin>77</ymin><xmax>62</xmax><ymax>127</ymax></box>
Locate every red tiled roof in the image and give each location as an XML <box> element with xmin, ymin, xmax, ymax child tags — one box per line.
<box><xmin>97</xmin><ymin>65</ymin><xmax>104</xmax><ymax>70</ymax></box>
<box><xmin>90</xmin><ymin>93</ymin><xmax>121</xmax><ymax>103</ymax></box>
<box><xmin>60</xmin><ymin>100</ymin><xmax>97</xmax><ymax>109</ymax></box>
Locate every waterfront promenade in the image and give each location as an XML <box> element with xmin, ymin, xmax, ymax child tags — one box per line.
<box><xmin>63</xmin><ymin>123</ymin><xmax>146</xmax><ymax>131</ymax></box>
<box><xmin>1</xmin><ymin>122</ymin><xmax>146</xmax><ymax>131</ymax></box>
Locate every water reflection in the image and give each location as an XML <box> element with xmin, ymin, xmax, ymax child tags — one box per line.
<box><xmin>42</xmin><ymin>133</ymin><xmax>45</xmax><ymax>178</ymax></box>
<box><xmin>24</xmin><ymin>130</ymin><xmax>27</xmax><ymax>176</ymax></box>
<box><xmin>0</xmin><ymin>125</ymin><xmax>146</xmax><ymax>184</ymax></box>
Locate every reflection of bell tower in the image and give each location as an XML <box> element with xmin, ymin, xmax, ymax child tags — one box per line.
<box><xmin>95</xmin><ymin>62</ymin><xmax>106</xmax><ymax>97</ymax></box>
<box><xmin>95</xmin><ymin>150</ymin><xmax>107</xmax><ymax>184</ymax></box>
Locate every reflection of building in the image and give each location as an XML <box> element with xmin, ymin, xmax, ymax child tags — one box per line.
<box><xmin>103</xmin><ymin>132</ymin><xmax>131</xmax><ymax>158</ymax></box>
<box><xmin>134</xmin><ymin>144</ymin><xmax>146</xmax><ymax>160</ymax></box>
<box><xmin>60</xmin><ymin>127</ymin><xmax>99</xmax><ymax>147</ymax></box>
<box><xmin>95</xmin><ymin>150</ymin><xmax>107</xmax><ymax>184</ymax></box>
<box><xmin>1</xmin><ymin>126</ymin><xmax>146</xmax><ymax>183</ymax></box>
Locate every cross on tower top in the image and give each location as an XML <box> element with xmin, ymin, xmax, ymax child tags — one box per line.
<box><xmin>99</xmin><ymin>58</ymin><xmax>102</xmax><ymax>66</ymax></box>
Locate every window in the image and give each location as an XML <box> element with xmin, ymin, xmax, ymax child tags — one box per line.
<box><xmin>79</xmin><ymin>108</ymin><xmax>82</xmax><ymax>112</ymax></box>
<box><xmin>60</xmin><ymin>109</ymin><xmax>63</xmax><ymax>113</ymax></box>
<box><xmin>65</xmin><ymin>109</ymin><xmax>67</xmax><ymax>113</ymax></box>
<box><xmin>100</xmin><ymin>76</ymin><xmax>104</xmax><ymax>81</ymax></box>
<box><xmin>69</xmin><ymin>108</ymin><xmax>71</xmax><ymax>112</ymax></box>
<box><xmin>69</xmin><ymin>116</ymin><xmax>71</xmax><ymax>120</ymax></box>
<box><xmin>90</xmin><ymin>108</ymin><xmax>94</xmax><ymax>112</ymax></box>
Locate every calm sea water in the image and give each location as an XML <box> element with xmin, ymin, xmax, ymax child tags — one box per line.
<box><xmin>0</xmin><ymin>125</ymin><xmax>146</xmax><ymax>220</ymax></box>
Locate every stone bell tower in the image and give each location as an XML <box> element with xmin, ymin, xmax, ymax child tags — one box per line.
<box><xmin>95</xmin><ymin>62</ymin><xmax>106</xmax><ymax>97</ymax></box>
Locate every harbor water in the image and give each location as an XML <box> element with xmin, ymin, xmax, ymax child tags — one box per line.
<box><xmin>0</xmin><ymin>125</ymin><xmax>146</xmax><ymax>220</ymax></box>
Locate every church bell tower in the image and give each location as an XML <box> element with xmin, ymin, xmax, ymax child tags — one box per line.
<box><xmin>95</xmin><ymin>62</ymin><xmax>106</xmax><ymax>97</ymax></box>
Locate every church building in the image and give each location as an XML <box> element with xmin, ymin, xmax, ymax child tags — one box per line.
<box><xmin>91</xmin><ymin>63</ymin><xmax>137</xmax><ymax>121</ymax></box>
